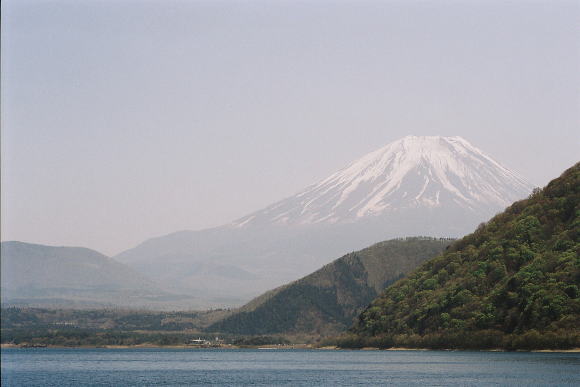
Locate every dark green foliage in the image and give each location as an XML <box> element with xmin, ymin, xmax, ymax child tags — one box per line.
<box><xmin>344</xmin><ymin>163</ymin><xmax>580</xmax><ymax>350</ymax></box>
<box><xmin>232</xmin><ymin>336</ymin><xmax>290</xmax><ymax>346</ymax></box>
<box><xmin>2</xmin><ymin>328</ymin><xmax>192</xmax><ymax>347</ymax></box>
<box><xmin>207</xmin><ymin>237</ymin><xmax>451</xmax><ymax>335</ymax></box>
<box><xmin>0</xmin><ymin>307</ymin><xmax>232</xmax><ymax>332</ymax></box>
<box><xmin>0</xmin><ymin>307</ymin><xmax>234</xmax><ymax>347</ymax></box>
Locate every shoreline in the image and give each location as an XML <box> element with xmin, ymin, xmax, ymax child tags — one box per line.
<box><xmin>2</xmin><ymin>343</ymin><xmax>579</xmax><ymax>352</ymax></box>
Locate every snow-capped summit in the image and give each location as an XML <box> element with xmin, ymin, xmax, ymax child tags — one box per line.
<box><xmin>233</xmin><ymin>136</ymin><xmax>533</xmax><ymax>227</ymax></box>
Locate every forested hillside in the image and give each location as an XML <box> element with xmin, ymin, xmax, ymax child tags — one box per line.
<box><xmin>207</xmin><ymin>238</ymin><xmax>451</xmax><ymax>335</ymax></box>
<box><xmin>341</xmin><ymin>163</ymin><xmax>579</xmax><ymax>350</ymax></box>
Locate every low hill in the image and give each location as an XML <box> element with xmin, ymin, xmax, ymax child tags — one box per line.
<box><xmin>341</xmin><ymin>163</ymin><xmax>580</xmax><ymax>350</ymax></box>
<box><xmin>0</xmin><ymin>241</ymin><xmax>189</xmax><ymax>309</ymax></box>
<box><xmin>207</xmin><ymin>237</ymin><xmax>452</xmax><ymax>336</ymax></box>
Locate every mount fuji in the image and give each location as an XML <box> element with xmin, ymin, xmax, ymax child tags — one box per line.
<box><xmin>116</xmin><ymin>136</ymin><xmax>533</xmax><ymax>308</ymax></box>
<box><xmin>233</xmin><ymin>136</ymin><xmax>531</xmax><ymax>228</ymax></box>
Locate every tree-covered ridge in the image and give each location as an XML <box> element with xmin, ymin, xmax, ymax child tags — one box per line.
<box><xmin>207</xmin><ymin>237</ymin><xmax>451</xmax><ymax>336</ymax></box>
<box><xmin>345</xmin><ymin>163</ymin><xmax>580</xmax><ymax>349</ymax></box>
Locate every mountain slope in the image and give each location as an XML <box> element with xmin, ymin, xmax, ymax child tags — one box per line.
<box><xmin>232</xmin><ymin>136</ymin><xmax>532</xmax><ymax>227</ymax></box>
<box><xmin>207</xmin><ymin>238</ymin><xmax>452</xmax><ymax>335</ymax></box>
<box><xmin>0</xmin><ymin>241</ymin><xmax>185</xmax><ymax>309</ymax></box>
<box><xmin>116</xmin><ymin>136</ymin><xmax>533</xmax><ymax>307</ymax></box>
<box><xmin>342</xmin><ymin>162</ymin><xmax>579</xmax><ymax>350</ymax></box>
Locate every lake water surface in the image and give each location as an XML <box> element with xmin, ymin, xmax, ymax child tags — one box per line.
<box><xmin>2</xmin><ymin>348</ymin><xmax>579</xmax><ymax>386</ymax></box>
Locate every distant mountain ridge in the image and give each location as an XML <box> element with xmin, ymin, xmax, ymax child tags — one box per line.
<box><xmin>207</xmin><ymin>237</ymin><xmax>452</xmax><ymax>336</ymax></box>
<box><xmin>0</xmin><ymin>241</ymin><xmax>195</xmax><ymax>310</ymax></box>
<box><xmin>114</xmin><ymin>135</ymin><xmax>533</xmax><ymax>307</ymax></box>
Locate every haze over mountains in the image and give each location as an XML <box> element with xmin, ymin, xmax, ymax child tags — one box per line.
<box><xmin>0</xmin><ymin>242</ymin><xmax>195</xmax><ymax>310</ymax></box>
<box><xmin>115</xmin><ymin>136</ymin><xmax>533</xmax><ymax>307</ymax></box>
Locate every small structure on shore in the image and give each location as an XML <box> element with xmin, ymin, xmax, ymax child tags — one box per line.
<box><xmin>189</xmin><ymin>338</ymin><xmax>210</xmax><ymax>347</ymax></box>
<box><xmin>188</xmin><ymin>337</ymin><xmax>223</xmax><ymax>348</ymax></box>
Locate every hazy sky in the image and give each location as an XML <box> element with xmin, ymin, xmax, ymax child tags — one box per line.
<box><xmin>2</xmin><ymin>0</ymin><xmax>579</xmax><ymax>255</ymax></box>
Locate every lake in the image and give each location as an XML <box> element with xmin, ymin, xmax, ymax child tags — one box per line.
<box><xmin>2</xmin><ymin>348</ymin><xmax>579</xmax><ymax>386</ymax></box>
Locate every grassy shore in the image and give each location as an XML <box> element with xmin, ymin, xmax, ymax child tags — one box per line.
<box><xmin>3</xmin><ymin>342</ymin><xmax>579</xmax><ymax>352</ymax></box>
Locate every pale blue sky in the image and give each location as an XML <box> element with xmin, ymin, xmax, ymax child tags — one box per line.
<box><xmin>2</xmin><ymin>0</ymin><xmax>579</xmax><ymax>255</ymax></box>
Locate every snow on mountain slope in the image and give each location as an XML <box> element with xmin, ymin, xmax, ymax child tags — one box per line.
<box><xmin>232</xmin><ymin>136</ymin><xmax>533</xmax><ymax>227</ymax></box>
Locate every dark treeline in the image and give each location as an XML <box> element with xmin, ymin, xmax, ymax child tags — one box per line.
<box><xmin>1</xmin><ymin>307</ymin><xmax>291</xmax><ymax>347</ymax></box>
<box><xmin>3</xmin><ymin>328</ymin><xmax>192</xmax><ymax>347</ymax></box>
<box><xmin>1</xmin><ymin>307</ymin><xmax>231</xmax><ymax>332</ymax></box>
